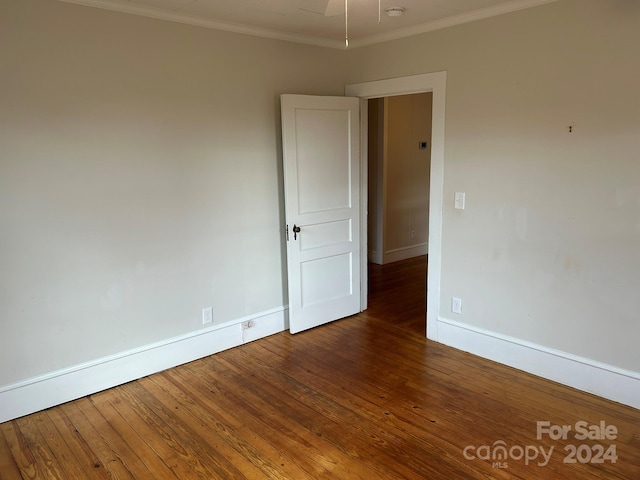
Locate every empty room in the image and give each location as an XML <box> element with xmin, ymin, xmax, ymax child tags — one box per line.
<box><xmin>1</xmin><ymin>0</ymin><xmax>639</xmax><ymax>478</ymax></box>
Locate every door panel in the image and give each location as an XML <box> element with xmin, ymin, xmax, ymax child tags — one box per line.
<box><xmin>295</xmin><ymin>109</ymin><xmax>352</xmax><ymax>213</ymax></box>
<box><xmin>299</xmin><ymin>219</ymin><xmax>352</xmax><ymax>251</ymax></box>
<box><xmin>301</xmin><ymin>253</ymin><xmax>353</xmax><ymax>307</ymax></box>
<box><xmin>281</xmin><ymin>94</ymin><xmax>360</xmax><ymax>334</ymax></box>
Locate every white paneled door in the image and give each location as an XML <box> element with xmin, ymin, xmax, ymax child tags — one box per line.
<box><xmin>281</xmin><ymin>94</ymin><xmax>361</xmax><ymax>334</ymax></box>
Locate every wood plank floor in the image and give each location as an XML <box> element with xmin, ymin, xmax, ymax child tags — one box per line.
<box><xmin>368</xmin><ymin>255</ymin><xmax>427</xmax><ymax>335</ymax></box>
<box><xmin>2</xmin><ymin>256</ymin><xmax>639</xmax><ymax>479</ymax></box>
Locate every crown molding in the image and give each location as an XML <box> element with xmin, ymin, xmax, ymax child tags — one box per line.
<box><xmin>57</xmin><ymin>0</ymin><xmax>345</xmax><ymax>49</ymax></box>
<box><xmin>58</xmin><ymin>0</ymin><xmax>559</xmax><ymax>50</ymax></box>
<box><xmin>350</xmin><ymin>0</ymin><xmax>560</xmax><ymax>48</ymax></box>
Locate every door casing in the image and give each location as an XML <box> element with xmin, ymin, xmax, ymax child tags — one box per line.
<box><xmin>346</xmin><ymin>71</ymin><xmax>447</xmax><ymax>342</ymax></box>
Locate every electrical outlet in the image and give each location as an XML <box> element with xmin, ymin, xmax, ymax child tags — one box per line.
<box><xmin>454</xmin><ymin>192</ymin><xmax>466</xmax><ymax>210</ymax></box>
<box><xmin>451</xmin><ymin>297</ymin><xmax>462</xmax><ymax>314</ymax></box>
<box><xmin>411</xmin><ymin>230</ymin><xmax>416</xmax><ymax>239</ymax></box>
<box><xmin>202</xmin><ymin>307</ymin><xmax>213</xmax><ymax>325</ymax></box>
<box><xmin>241</xmin><ymin>320</ymin><xmax>252</xmax><ymax>330</ymax></box>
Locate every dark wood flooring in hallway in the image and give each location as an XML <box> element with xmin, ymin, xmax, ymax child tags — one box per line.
<box><xmin>367</xmin><ymin>255</ymin><xmax>427</xmax><ymax>336</ymax></box>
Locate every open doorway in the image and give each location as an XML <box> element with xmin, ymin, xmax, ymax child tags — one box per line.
<box><xmin>366</xmin><ymin>93</ymin><xmax>432</xmax><ymax>336</ymax></box>
<box><xmin>346</xmin><ymin>71</ymin><xmax>446</xmax><ymax>343</ymax></box>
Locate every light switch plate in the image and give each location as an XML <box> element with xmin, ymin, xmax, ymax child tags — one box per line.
<box><xmin>454</xmin><ymin>192</ymin><xmax>465</xmax><ymax>210</ymax></box>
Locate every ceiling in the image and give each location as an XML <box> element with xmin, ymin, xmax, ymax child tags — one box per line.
<box><xmin>59</xmin><ymin>0</ymin><xmax>558</xmax><ymax>48</ymax></box>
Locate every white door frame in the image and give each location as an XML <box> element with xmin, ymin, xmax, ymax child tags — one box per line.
<box><xmin>345</xmin><ymin>71</ymin><xmax>446</xmax><ymax>342</ymax></box>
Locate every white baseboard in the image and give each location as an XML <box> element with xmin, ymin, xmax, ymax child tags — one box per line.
<box><xmin>383</xmin><ymin>243</ymin><xmax>428</xmax><ymax>264</ymax></box>
<box><xmin>437</xmin><ymin>317</ymin><xmax>640</xmax><ymax>410</ymax></box>
<box><xmin>0</xmin><ymin>307</ymin><xmax>289</xmax><ymax>423</ymax></box>
<box><xmin>5</xmin><ymin>310</ymin><xmax>635</xmax><ymax>423</ymax></box>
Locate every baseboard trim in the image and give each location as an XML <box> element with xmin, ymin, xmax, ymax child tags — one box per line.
<box><xmin>0</xmin><ymin>307</ymin><xmax>289</xmax><ymax>423</ymax></box>
<box><xmin>383</xmin><ymin>243</ymin><xmax>428</xmax><ymax>264</ymax></box>
<box><xmin>437</xmin><ymin>317</ymin><xmax>640</xmax><ymax>410</ymax></box>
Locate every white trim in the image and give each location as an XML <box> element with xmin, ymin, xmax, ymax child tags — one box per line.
<box><xmin>57</xmin><ymin>0</ymin><xmax>558</xmax><ymax>50</ymax></box>
<box><xmin>359</xmin><ymin>99</ymin><xmax>369</xmax><ymax>312</ymax></box>
<box><xmin>350</xmin><ymin>0</ymin><xmax>559</xmax><ymax>48</ymax></box>
<box><xmin>346</xmin><ymin>72</ymin><xmax>446</xmax><ymax>343</ymax></box>
<box><xmin>57</xmin><ymin>0</ymin><xmax>341</xmax><ymax>49</ymax></box>
<box><xmin>0</xmin><ymin>307</ymin><xmax>288</xmax><ymax>423</ymax></box>
<box><xmin>437</xmin><ymin>317</ymin><xmax>640</xmax><ymax>410</ymax></box>
<box><xmin>383</xmin><ymin>243</ymin><xmax>428</xmax><ymax>264</ymax></box>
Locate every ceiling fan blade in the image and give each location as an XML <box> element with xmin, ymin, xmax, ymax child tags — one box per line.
<box><xmin>324</xmin><ymin>0</ymin><xmax>343</xmax><ymax>17</ymax></box>
<box><xmin>299</xmin><ymin>0</ymin><xmax>343</xmax><ymax>17</ymax></box>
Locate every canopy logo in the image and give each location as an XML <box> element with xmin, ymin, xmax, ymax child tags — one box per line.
<box><xmin>462</xmin><ymin>420</ymin><xmax>618</xmax><ymax>469</ymax></box>
<box><xmin>463</xmin><ymin>441</ymin><xmax>553</xmax><ymax>468</ymax></box>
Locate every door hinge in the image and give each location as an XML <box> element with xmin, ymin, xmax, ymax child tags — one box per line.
<box><xmin>286</xmin><ymin>224</ymin><xmax>289</xmax><ymax>242</ymax></box>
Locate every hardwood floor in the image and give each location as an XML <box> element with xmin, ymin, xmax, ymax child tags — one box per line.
<box><xmin>2</xmin><ymin>256</ymin><xmax>639</xmax><ymax>479</ymax></box>
<box><xmin>368</xmin><ymin>255</ymin><xmax>427</xmax><ymax>335</ymax></box>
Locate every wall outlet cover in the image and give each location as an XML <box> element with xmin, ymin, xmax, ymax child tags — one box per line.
<box><xmin>451</xmin><ymin>297</ymin><xmax>462</xmax><ymax>314</ymax></box>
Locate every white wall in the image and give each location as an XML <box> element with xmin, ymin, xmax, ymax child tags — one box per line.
<box><xmin>0</xmin><ymin>0</ymin><xmax>346</xmax><ymax>386</ymax></box>
<box><xmin>384</xmin><ymin>93</ymin><xmax>432</xmax><ymax>263</ymax></box>
<box><xmin>2</xmin><ymin>0</ymin><xmax>639</xmax><ymax>418</ymax></box>
<box><xmin>368</xmin><ymin>94</ymin><xmax>432</xmax><ymax>265</ymax></box>
<box><xmin>345</xmin><ymin>0</ymin><xmax>640</xmax><ymax>374</ymax></box>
